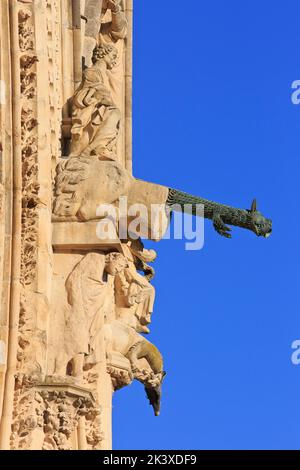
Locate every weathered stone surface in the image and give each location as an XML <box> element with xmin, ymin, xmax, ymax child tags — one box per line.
<box><xmin>0</xmin><ymin>1</ymin><xmax>162</xmax><ymax>451</ymax></box>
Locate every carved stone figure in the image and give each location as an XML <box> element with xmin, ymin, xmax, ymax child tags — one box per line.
<box><xmin>100</xmin><ymin>1</ymin><xmax>127</xmax><ymax>45</ymax></box>
<box><xmin>99</xmin><ymin>0</ymin><xmax>128</xmax><ymax>110</ymax></box>
<box><xmin>54</xmin><ymin>252</ymin><xmax>128</xmax><ymax>381</ymax></box>
<box><xmin>51</xmin><ymin>243</ymin><xmax>164</xmax><ymax>415</ymax></box>
<box><xmin>115</xmin><ymin>240</ymin><xmax>156</xmax><ymax>333</ymax></box>
<box><xmin>127</xmin><ymin>341</ymin><xmax>166</xmax><ymax>417</ymax></box>
<box><xmin>103</xmin><ymin>319</ymin><xmax>165</xmax><ymax>416</ymax></box>
<box><xmin>70</xmin><ymin>44</ymin><xmax>121</xmax><ymax>160</ymax></box>
<box><xmin>53</xmin><ymin>157</ymin><xmax>134</xmax><ymax>221</ymax></box>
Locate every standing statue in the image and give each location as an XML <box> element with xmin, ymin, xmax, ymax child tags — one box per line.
<box><xmin>99</xmin><ymin>0</ymin><xmax>128</xmax><ymax>110</ymax></box>
<box><xmin>100</xmin><ymin>0</ymin><xmax>127</xmax><ymax>46</ymax></box>
<box><xmin>70</xmin><ymin>44</ymin><xmax>121</xmax><ymax>160</ymax></box>
<box><xmin>54</xmin><ymin>252</ymin><xmax>128</xmax><ymax>381</ymax></box>
<box><xmin>115</xmin><ymin>240</ymin><xmax>156</xmax><ymax>334</ymax></box>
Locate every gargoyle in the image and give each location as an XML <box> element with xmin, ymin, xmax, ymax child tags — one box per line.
<box><xmin>53</xmin><ymin>156</ymin><xmax>272</xmax><ymax>240</ymax></box>
<box><xmin>126</xmin><ymin>340</ymin><xmax>166</xmax><ymax>416</ymax></box>
<box><xmin>104</xmin><ymin>320</ymin><xmax>165</xmax><ymax>416</ymax></box>
<box><xmin>166</xmin><ymin>190</ymin><xmax>272</xmax><ymax>239</ymax></box>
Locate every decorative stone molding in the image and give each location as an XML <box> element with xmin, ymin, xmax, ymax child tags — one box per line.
<box><xmin>19</xmin><ymin>8</ymin><xmax>39</xmax><ymax>289</ymax></box>
<box><xmin>106</xmin><ymin>360</ymin><xmax>133</xmax><ymax>391</ymax></box>
<box><xmin>46</xmin><ymin>0</ymin><xmax>62</xmax><ymax>165</ymax></box>
<box><xmin>17</xmin><ymin>4</ymin><xmax>41</xmax><ymax>387</ymax></box>
<box><xmin>18</xmin><ymin>10</ymin><xmax>34</xmax><ymax>52</ymax></box>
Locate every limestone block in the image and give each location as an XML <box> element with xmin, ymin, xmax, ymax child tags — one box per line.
<box><xmin>52</xmin><ymin>221</ymin><xmax>122</xmax><ymax>251</ymax></box>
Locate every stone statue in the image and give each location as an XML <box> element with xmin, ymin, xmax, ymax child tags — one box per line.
<box><xmin>54</xmin><ymin>251</ymin><xmax>128</xmax><ymax>381</ymax></box>
<box><xmin>104</xmin><ymin>319</ymin><xmax>165</xmax><ymax>416</ymax></box>
<box><xmin>70</xmin><ymin>44</ymin><xmax>121</xmax><ymax>160</ymax></box>
<box><xmin>127</xmin><ymin>341</ymin><xmax>166</xmax><ymax>417</ymax></box>
<box><xmin>115</xmin><ymin>240</ymin><xmax>156</xmax><ymax>334</ymax></box>
<box><xmin>99</xmin><ymin>0</ymin><xmax>128</xmax><ymax>110</ymax></box>
<box><xmin>53</xmin><ymin>157</ymin><xmax>133</xmax><ymax>221</ymax></box>
<box><xmin>52</xmin><ymin>245</ymin><xmax>164</xmax><ymax>415</ymax></box>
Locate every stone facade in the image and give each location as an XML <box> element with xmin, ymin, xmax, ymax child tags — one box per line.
<box><xmin>0</xmin><ymin>0</ymin><xmax>166</xmax><ymax>450</ymax></box>
<box><xmin>0</xmin><ymin>0</ymin><xmax>274</xmax><ymax>452</ymax></box>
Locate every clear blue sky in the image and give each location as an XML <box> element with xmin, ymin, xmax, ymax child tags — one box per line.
<box><xmin>113</xmin><ymin>0</ymin><xmax>300</xmax><ymax>450</ymax></box>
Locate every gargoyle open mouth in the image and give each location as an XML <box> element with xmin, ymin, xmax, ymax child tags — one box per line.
<box><xmin>253</xmin><ymin>219</ymin><xmax>272</xmax><ymax>238</ymax></box>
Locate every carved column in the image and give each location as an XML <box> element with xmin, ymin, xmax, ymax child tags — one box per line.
<box><xmin>0</xmin><ymin>0</ymin><xmax>24</xmax><ymax>449</ymax></box>
<box><xmin>0</xmin><ymin>0</ymin><xmax>13</xmax><ymax>424</ymax></box>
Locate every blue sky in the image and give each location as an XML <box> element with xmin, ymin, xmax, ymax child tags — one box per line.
<box><xmin>113</xmin><ymin>0</ymin><xmax>300</xmax><ymax>449</ymax></box>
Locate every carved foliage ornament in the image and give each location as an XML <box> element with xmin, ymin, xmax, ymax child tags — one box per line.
<box><xmin>11</xmin><ymin>375</ymin><xmax>102</xmax><ymax>450</ymax></box>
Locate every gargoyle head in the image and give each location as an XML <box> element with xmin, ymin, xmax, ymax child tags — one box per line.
<box><xmin>248</xmin><ymin>199</ymin><xmax>272</xmax><ymax>238</ymax></box>
<box><xmin>145</xmin><ymin>371</ymin><xmax>166</xmax><ymax>417</ymax></box>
